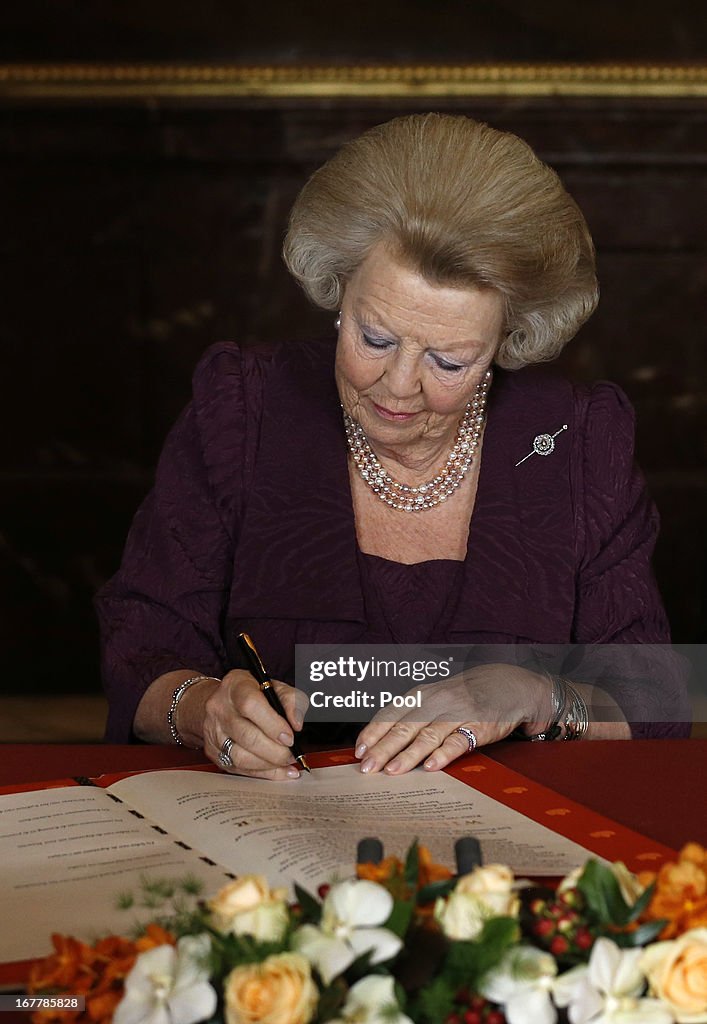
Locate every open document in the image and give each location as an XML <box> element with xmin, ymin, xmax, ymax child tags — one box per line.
<box><xmin>0</xmin><ymin>762</ymin><xmax>655</xmax><ymax>962</ymax></box>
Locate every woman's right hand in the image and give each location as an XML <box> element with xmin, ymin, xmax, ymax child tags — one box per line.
<box><xmin>202</xmin><ymin>670</ymin><xmax>308</xmax><ymax>780</ymax></box>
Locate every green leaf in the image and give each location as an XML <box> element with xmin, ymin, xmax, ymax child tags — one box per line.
<box><xmin>384</xmin><ymin>899</ymin><xmax>415</xmax><ymax>939</ymax></box>
<box><xmin>140</xmin><ymin>876</ymin><xmax>176</xmax><ymax>900</ymax></box>
<box><xmin>404</xmin><ymin>841</ymin><xmax>420</xmax><ymax>888</ymax></box>
<box><xmin>379</xmin><ymin>1002</ymin><xmax>404</xmax><ymax>1022</ymax></box>
<box><xmin>626</xmin><ymin>880</ymin><xmax>657</xmax><ymax>923</ymax></box>
<box><xmin>293</xmin><ymin>884</ymin><xmax>322</xmax><ymax>924</ymax></box>
<box><xmin>343</xmin><ymin>948</ymin><xmax>374</xmax><ymax>981</ymax></box>
<box><xmin>578</xmin><ymin>861</ymin><xmax>631</xmax><ymax>926</ymax></box>
<box><xmin>315</xmin><ymin>977</ymin><xmax>347</xmax><ymax>1022</ymax></box>
<box><xmin>611</xmin><ymin>919</ymin><xmax>668</xmax><ymax>948</ymax></box>
<box><xmin>411</xmin><ymin>976</ymin><xmax>455</xmax><ymax>1024</ymax></box>
<box><xmin>479</xmin><ymin>916</ymin><xmax>521</xmax><ymax>949</ymax></box>
<box><xmin>417</xmin><ymin>878</ymin><xmax>457</xmax><ymax>904</ymax></box>
<box><xmin>180</xmin><ymin>874</ymin><xmax>205</xmax><ymax>896</ymax></box>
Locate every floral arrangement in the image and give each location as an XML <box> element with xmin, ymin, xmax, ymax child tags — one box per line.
<box><xmin>26</xmin><ymin>842</ymin><xmax>707</xmax><ymax>1024</ymax></box>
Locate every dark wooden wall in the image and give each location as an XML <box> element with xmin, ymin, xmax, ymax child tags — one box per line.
<box><xmin>2</xmin><ymin>0</ymin><xmax>706</xmax><ymax>63</ymax></box>
<box><xmin>1</xmin><ymin>3</ymin><xmax>706</xmax><ymax>695</ymax></box>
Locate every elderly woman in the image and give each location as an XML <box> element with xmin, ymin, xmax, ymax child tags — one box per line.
<box><xmin>97</xmin><ymin>113</ymin><xmax>689</xmax><ymax>779</ymax></box>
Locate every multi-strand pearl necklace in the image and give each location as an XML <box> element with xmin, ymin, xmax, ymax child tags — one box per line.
<box><xmin>343</xmin><ymin>369</ymin><xmax>491</xmax><ymax>512</ymax></box>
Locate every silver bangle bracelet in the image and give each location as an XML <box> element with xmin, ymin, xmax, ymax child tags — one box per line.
<box><xmin>167</xmin><ymin>675</ymin><xmax>221</xmax><ymax>747</ymax></box>
<box><xmin>512</xmin><ymin>673</ymin><xmax>567</xmax><ymax>742</ymax></box>
<box><xmin>562</xmin><ymin>682</ymin><xmax>589</xmax><ymax>741</ymax></box>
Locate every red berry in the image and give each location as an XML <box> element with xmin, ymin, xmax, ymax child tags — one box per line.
<box><xmin>469</xmin><ymin>997</ymin><xmax>486</xmax><ymax>1011</ymax></box>
<box><xmin>446</xmin><ymin>1015</ymin><xmax>462</xmax><ymax>1024</ymax></box>
<box><xmin>557</xmin><ymin>913</ymin><xmax>577</xmax><ymax>933</ymax></box>
<box><xmin>462</xmin><ymin>1012</ymin><xmax>481</xmax><ymax>1024</ymax></box>
<box><xmin>317</xmin><ymin>883</ymin><xmax>330</xmax><ymax>899</ymax></box>
<box><xmin>575</xmin><ymin>928</ymin><xmax>594</xmax><ymax>950</ymax></box>
<box><xmin>550</xmin><ymin>935</ymin><xmax>569</xmax><ymax>955</ymax></box>
<box><xmin>534</xmin><ymin>918</ymin><xmax>555</xmax><ymax>937</ymax></box>
<box><xmin>290</xmin><ymin>902</ymin><xmax>302</xmax><ymax>914</ymax></box>
<box><xmin>530</xmin><ymin>898</ymin><xmax>547</xmax><ymax>915</ymax></box>
<box><xmin>486</xmin><ymin>1013</ymin><xmax>506</xmax><ymax>1024</ymax></box>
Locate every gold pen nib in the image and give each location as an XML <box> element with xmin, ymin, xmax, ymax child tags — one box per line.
<box><xmin>297</xmin><ymin>754</ymin><xmax>311</xmax><ymax>773</ymax></box>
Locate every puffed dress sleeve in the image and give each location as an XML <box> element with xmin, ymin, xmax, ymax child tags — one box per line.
<box><xmin>570</xmin><ymin>382</ymin><xmax>691</xmax><ymax>736</ymax></box>
<box><xmin>96</xmin><ymin>342</ymin><xmax>258</xmax><ymax>742</ymax></box>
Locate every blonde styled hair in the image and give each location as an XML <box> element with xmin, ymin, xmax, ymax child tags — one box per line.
<box><xmin>283</xmin><ymin>113</ymin><xmax>598</xmax><ymax>369</ymax></box>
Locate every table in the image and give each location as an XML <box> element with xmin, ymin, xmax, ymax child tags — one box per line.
<box><xmin>2</xmin><ymin>739</ymin><xmax>706</xmax><ymax>850</ymax></box>
<box><xmin>1</xmin><ymin>738</ymin><xmax>705</xmax><ymax>1021</ymax></box>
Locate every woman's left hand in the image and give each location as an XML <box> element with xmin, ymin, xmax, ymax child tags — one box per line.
<box><xmin>354</xmin><ymin>663</ymin><xmax>551</xmax><ymax>775</ymax></box>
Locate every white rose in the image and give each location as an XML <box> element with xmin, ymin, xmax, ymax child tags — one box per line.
<box><xmin>454</xmin><ymin>864</ymin><xmax>516</xmax><ymax>898</ymax></box>
<box><xmin>208</xmin><ymin>876</ymin><xmax>289</xmax><ymax>942</ymax></box>
<box><xmin>435</xmin><ymin>865</ymin><xmax>519</xmax><ymax>941</ymax></box>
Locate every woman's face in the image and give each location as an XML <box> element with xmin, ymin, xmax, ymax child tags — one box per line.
<box><xmin>335</xmin><ymin>243</ymin><xmax>505</xmax><ymax>458</ymax></box>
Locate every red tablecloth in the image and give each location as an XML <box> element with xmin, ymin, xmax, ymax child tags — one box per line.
<box><xmin>2</xmin><ymin>739</ymin><xmax>705</xmax><ymax>849</ymax></box>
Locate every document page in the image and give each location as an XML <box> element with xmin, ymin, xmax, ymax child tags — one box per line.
<box><xmin>111</xmin><ymin>765</ymin><xmax>598</xmax><ymax>890</ymax></box>
<box><xmin>0</xmin><ymin>786</ymin><xmax>231</xmax><ymax>962</ymax></box>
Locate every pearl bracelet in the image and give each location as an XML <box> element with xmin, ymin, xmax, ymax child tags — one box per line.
<box><xmin>167</xmin><ymin>675</ymin><xmax>221</xmax><ymax>747</ymax></box>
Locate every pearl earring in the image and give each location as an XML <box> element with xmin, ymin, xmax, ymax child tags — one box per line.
<box><xmin>335</xmin><ymin>313</ymin><xmax>341</xmax><ymax>330</ymax></box>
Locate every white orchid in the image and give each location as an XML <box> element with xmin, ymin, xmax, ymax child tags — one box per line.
<box><xmin>292</xmin><ymin>879</ymin><xmax>402</xmax><ymax>985</ymax></box>
<box><xmin>479</xmin><ymin>944</ymin><xmax>560</xmax><ymax>1024</ymax></box>
<box><xmin>554</xmin><ymin>937</ymin><xmax>675</xmax><ymax>1024</ymax></box>
<box><xmin>329</xmin><ymin>975</ymin><xmax>413</xmax><ymax>1024</ymax></box>
<box><xmin>114</xmin><ymin>935</ymin><xmax>217</xmax><ymax>1024</ymax></box>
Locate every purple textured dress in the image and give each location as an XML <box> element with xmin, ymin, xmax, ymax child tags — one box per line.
<box><xmin>96</xmin><ymin>340</ymin><xmax>690</xmax><ymax>742</ymax></box>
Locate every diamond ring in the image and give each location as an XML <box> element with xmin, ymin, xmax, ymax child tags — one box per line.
<box><xmin>455</xmin><ymin>727</ymin><xmax>477</xmax><ymax>753</ymax></box>
<box><xmin>218</xmin><ymin>736</ymin><xmax>235</xmax><ymax>768</ymax></box>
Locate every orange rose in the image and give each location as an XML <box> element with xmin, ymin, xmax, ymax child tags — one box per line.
<box><xmin>641</xmin><ymin>928</ymin><xmax>707</xmax><ymax>1022</ymax></box>
<box><xmin>224</xmin><ymin>953</ymin><xmax>318</xmax><ymax>1024</ymax></box>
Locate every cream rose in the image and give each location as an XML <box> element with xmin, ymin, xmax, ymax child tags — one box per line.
<box><xmin>454</xmin><ymin>864</ymin><xmax>516</xmax><ymax>898</ymax></box>
<box><xmin>224</xmin><ymin>952</ymin><xmax>318</xmax><ymax>1024</ymax></box>
<box><xmin>435</xmin><ymin>864</ymin><xmax>519</xmax><ymax>941</ymax></box>
<box><xmin>641</xmin><ymin>928</ymin><xmax>707</xmax><ymax>1023</ymax></box>
<box><xmin>209</xmin><ymin>876</ymin><xmax>289</xmax><ymax>942</ymax></box>
<box><xmin>558</xmin><ymin>861</ymin><xmax>645</xmax><ymax>907</ymax></box>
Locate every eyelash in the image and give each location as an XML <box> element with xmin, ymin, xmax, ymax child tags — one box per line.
<box><xmin>361</xmin><ymin>333</ymin><xmax>465</xmax><ymax>374</ymax></box>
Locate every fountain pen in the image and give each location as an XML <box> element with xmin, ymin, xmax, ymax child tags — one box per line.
<box><xmin>237</xmin><ymin>632</ymin><xmax>311</xmax><ymax>773</ymax></box>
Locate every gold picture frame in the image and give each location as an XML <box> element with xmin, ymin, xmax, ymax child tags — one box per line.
<box><xmin>0</xmin><ymin>62</ymin><xmax>705</xmax><ymax>100</ymax></box>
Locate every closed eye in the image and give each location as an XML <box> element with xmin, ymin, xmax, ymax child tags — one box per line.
<box><xmin>361</xmin><ymin>332</ymin><xmax>393</xmax><ymax>351</ymax></box>
<box><xmin>431</xmin><ymin>354</ymin><xmax>465</xmax><ymax>373</ymax></box>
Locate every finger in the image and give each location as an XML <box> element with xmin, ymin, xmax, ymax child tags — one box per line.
<box><xmin>203</xmin><ymin>695</ymin><xmax>294</xmax><ymax>770</ymax></box>
<box><xmin>231</xmin><ymin>677</ymin><xmax>296</xmax><ymax>747</ymax></box>
<box><xmin>206</xmin><ymin>712</ymin><xmax>296</xmax><ymax>770</ymax></box>
<box><xmin>355</xmin><ymin>704</ymin><xmax>409</xmax><ymax>760</ymax></box>
<box><xmin>203</xmin><ymin>728</ymin><xmax>299</xmax><ymax>775</ymax></box>
<box><xmin>273</xmin><ymin>681</ymin><xmax>309</xmax><ymax>732</ymax></box>
<box><xmin>378</xmin><ymin>721</ymin><xmax>456</xmax><ymax>776</ymax></box>
<box><xmin>209</xmin><ymin>749</ymin><xmax>302</xmax><ymax>781</ymax></box>
<box><xmin>224</xmin><ymin>764</ymin><xmax>302</xmax><ymax>781</ymax></box>
<box><xmin>358</xmin><ymin>716</ymin><xmax>433</xmax><ymax>774</ymax></box>
<box><xmin>422</xmin><ymin>729</ymin><xmax>479</xmax><ymax>772</ymax></box>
